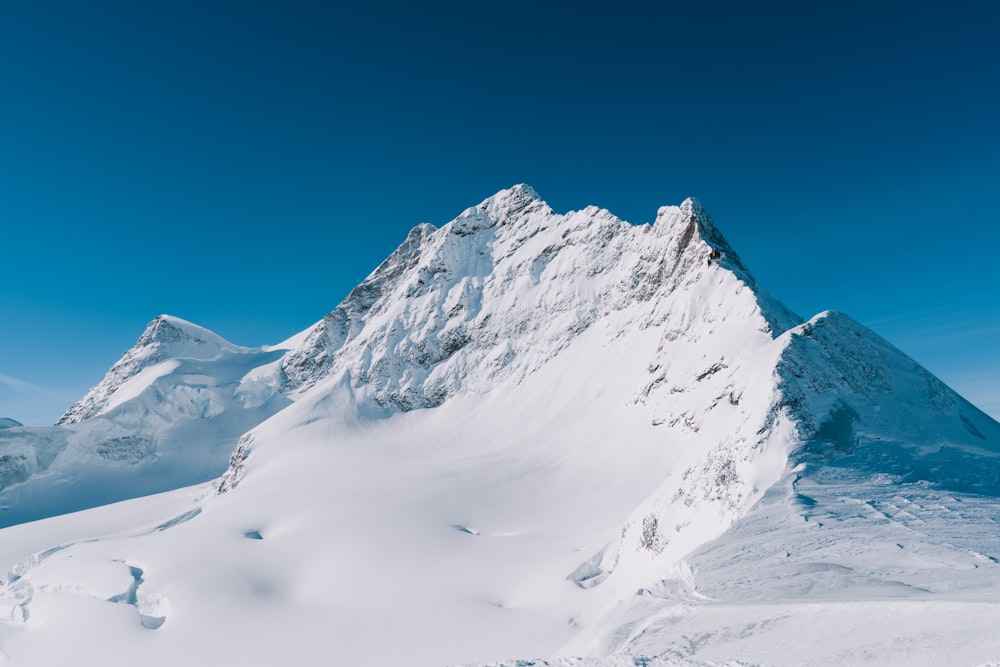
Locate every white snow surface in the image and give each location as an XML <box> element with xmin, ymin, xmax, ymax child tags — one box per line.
<box><xmin>1</xmin><ymin>186</ymin><xmax>999</xmax><ymax>666</ymax></box>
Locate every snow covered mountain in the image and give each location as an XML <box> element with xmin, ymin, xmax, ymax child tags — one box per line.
<box><xmin>274</xmin><ymin>185</ymin><xmax>797</xmax><ymax>407</ymax></box>
<box><xmin>57</xmin><ymin>314</ymin><xmax>251</xmax><ymax>426</ymax></box>
<box><xmin>1</xmin><ymin>185</ymin><xmax>998</xmax><ymax>666</ymax></box>
<box><xmin>0</xmin><ymin>315</ymin><xmax>291</xmax><ymax>527</ymax></box>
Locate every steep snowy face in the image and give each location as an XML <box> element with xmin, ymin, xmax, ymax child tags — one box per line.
<box><xmin>277</xmin><ymin>185</ymin><xmax>800</xmax><ymax>412</ymax></box>
<box><xmin>57</xmin><ymin>315</ymin><xmax>242</xmax><ymax>425</ymax></box>
<box><xmin>777</xmin><ymin>310</ymin><xmax>1000</xmax><ymax>487</ymax></box>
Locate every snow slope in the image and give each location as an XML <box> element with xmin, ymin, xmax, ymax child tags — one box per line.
<box><xmin>1</xmin><ymin>186</ymin><xmax>998</xmax><ymax>666</ymax></box>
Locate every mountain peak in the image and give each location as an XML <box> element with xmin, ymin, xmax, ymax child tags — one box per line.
<box><xmin>474</xmin><ymin>184</ymin><xmax>547</xmax><ymax>222</ymax></box>
<box><xmin>498</xmin><ymin>182</ymin><xmax>541</xmax><ymax>201</ymax></box>
<box><xmin>654</xmin><ymin>197</ymin><xmax>710</xmax><ymax>232</ymax></box>
<box><xmin>139</xmin><ymin>314</ymin><xmax>235</xmax><ymax>350</ymax></box>
<box><xmin>275</xmin><ymin>187</ymin><xmax>807</xmax><ymax>413</ymax></box>
<box><xmin>56</xmin><ymin>316</ymin><xmax>241</xmax><ymax>425</ymax></box>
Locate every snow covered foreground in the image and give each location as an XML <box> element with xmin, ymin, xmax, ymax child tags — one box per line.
<box><xmin>2</xmin><ymin>186</ymin><xmax>1000</xmax><ymax>666</ymax></box>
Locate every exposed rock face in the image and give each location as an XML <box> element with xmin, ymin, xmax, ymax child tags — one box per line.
<box><xmin>277</xmin><ymin>185</ymin><xmax>800</xmax><ymax>413</ymax></box>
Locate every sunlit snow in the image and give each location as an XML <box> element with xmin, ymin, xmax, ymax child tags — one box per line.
<box><xmin>1</xmin><ymin>186</ymin><xmax>998</xmax><ymax>666</ymax></box>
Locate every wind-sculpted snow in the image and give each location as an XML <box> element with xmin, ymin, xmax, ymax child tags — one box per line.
<box><xmin>2</xmin><ymin>186</ymin><xmax>1000</xmax><ymax>667</ymax></box>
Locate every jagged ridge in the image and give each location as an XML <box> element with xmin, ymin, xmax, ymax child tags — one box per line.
<box><xmin>275</xmin><ymin>185</ymin><xmax>800</xmax><ymax>413</ymax></box>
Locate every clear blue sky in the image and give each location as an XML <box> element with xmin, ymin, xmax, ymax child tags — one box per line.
<box><xmin>2</xmin><ymin>0</ymin><xmax>998</xmax><ymax>424</ymax></box>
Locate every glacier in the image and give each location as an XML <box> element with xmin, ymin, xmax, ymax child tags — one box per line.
<box><xmin>0</xmin><ymin>185</ymin><xmax>998</xmax><ymax>666</ymax></box>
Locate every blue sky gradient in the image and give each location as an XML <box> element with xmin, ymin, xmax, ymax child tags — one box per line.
<box><xmin>2</xmin><ymin>0</ymin><xmax>998</xmax><ymax>423</ymax></box>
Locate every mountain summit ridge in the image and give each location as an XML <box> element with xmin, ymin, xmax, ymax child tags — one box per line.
<box><xmin>274</xmin><ymin>186</ymin><xmax>800</xmax><ymax>413</ymax></box>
